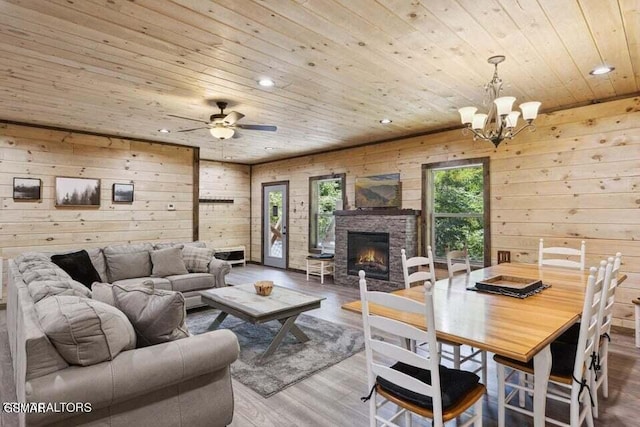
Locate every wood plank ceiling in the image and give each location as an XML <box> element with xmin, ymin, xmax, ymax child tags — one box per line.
<box><xmin>0</xmin><ymin>0</ymin><xmax>638</xmax><ymax>164</ymax></box>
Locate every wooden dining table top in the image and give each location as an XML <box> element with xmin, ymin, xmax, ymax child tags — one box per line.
<box><xmin>342</xmin><ymin>262</ymin><xmax>627</xmax><ymax>363</ymax></box>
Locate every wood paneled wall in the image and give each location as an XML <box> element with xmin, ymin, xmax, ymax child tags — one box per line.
<box><xmin>251</xmin><ymin>96</ymin><xmax>640</xmax><ymax>329</ymax></box>
<box><xmin>0</xmin><ymin>123</ymin><xmax>195</xmax><ymax>263</ymax></box>
<box><xmin>199</xmin><ymin>160</ymin><xmax>251</xmax><ymax>251</ymax></box>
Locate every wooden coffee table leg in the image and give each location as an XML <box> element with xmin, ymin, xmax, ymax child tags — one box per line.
<box><xmin>279</xmin><ymin>318</ymin><xmax>309</xmax><ymax>343</ymax></box>
<box><xmin>208</xmin><ymin>311</ymin><xmax>229</xmax><ymax>331</ymax></box>
<box><xmin>261</xmin><ymin>315</ymin><xmax>303</xmax><ymax>360</ymax></box>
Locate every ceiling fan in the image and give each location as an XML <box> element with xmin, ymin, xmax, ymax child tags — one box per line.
<box><xmin>169</xmin><ymin>102</ymin><xmax>277</xmax><ymax>140</ymax></box>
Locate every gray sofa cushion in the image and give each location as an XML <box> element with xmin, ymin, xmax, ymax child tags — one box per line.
<box><xmin>153</xmin><ymin>242</ymin><xmax>185</xmax><ymax>250</ymax></box>
<box><xmin>104</xmin><ymin>243</ymin><xmax>154</xmax><ymax>255</ymax></box>
<box><xmin>166</xmin><ymin>273</ymin><xmax>216</xmax><ymax>293</ymax></box>
<box><xmin>28</xmin><ymin>279</ymin><xmax>92</xmax><ymax>304</ymax></box>
<box><xmin>87</xmin><ymin>248</ymin><xmax>108</xmax><ymax>282</ymax></box>
<box><xmin>36</xmin><ymin>295</ymin><xmax>136</xmax><ymax>366</ymax></box>
<box><xmin>105</xmin><ymin>251</ymin><xmax>152</xmax><ymax>282</ymax></box>
<box><xmin>112</xmin><ymin>277</ymin><xmax>172</xmax><ymax>291</ymax></box>
<box><xmin>17</xmin><ymin>259</ymin><xmax>56</xmax><ymax>274</ymax></box>
<box><xmin>182</xmin><ymin>246</ymin><xmax>215</xmax><ymax>273</ymax></box>
<box><xmin>150</xmin><ymin>247</ymin><xmax>189</xmax><ymax>277</ymax></box>
<box><xmin>112</xmin><ymin>284</ymin><xmax>189</xmax><ymax>347</ymax></box>
<box><xmin>23</xmin><ymin>268</ymin><xmax>71</xmax><ymax>284</ymax></box>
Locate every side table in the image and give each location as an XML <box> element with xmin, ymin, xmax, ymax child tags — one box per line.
<box><xmin>306</xmin><ymin>256</ymin><xmax>334</xmax><ymax>285</ymax></box>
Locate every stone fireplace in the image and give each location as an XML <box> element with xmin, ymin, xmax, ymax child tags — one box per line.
<box><xmin>347</xmin><ymin>231</ymin><xmax>390</xmax><ymax>281</ymax></box>
<box><xmin>335</xmin><ymin>209</ymin><xmax>419</xmax><ymax>291</ymax></box>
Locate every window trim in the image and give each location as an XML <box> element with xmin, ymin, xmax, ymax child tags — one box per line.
<box><xmin>308</xmin><ymin>173</ymin><xmax>346</xmax><ymax>253</ymax></box>
<box><xmin>421</xmin><ymin>157</ymin><xmax>491</xmax><ymax>267</ymax></box>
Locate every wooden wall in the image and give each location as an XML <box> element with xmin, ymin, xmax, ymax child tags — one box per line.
<box><xmin>199</xmin><ymin>160</ymin><xmax>251</xmax><ymax>252</ymax></box>
<box><xmin>0</xmin><ymin>123</ymin><xmax>195</xmax><ymax>263</ymax></box>
<box><xmin>251</xmin><ymin>96</ymin><xmax>640</xmax><ymax>328</ymax></box>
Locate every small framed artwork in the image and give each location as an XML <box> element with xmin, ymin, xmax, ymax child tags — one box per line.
<box><xmin>13</xmin><ymin>177</ymin><xmax>41</xmax><ymax>201</ymax></box>
<box><xmin>55</xmin><ymin>176</ymin><xmax>101</xmax><ymax>207</ymax></box>
<box><xmin>112</xmin><ymin>183</ymin><xmax>134</xmax><ymax>203</ymax></box>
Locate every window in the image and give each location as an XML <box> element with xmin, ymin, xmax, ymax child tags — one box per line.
<box><xmin>309</xmin><ymin>174</ymin><xmax>345</xmax><ymax>253</ymax></box>
<box><xmin>423</xmin><ymin>158</ymin><xmax>490</xmax><ymax>266</ymax></box>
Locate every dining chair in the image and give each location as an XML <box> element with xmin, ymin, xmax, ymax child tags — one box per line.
<box><xmin>446</xmin><ymin>247</ymin><xmax>471</xmax><ymax>278</ymax></box>
<box><xmin>592</xmin><ymin>253</ymin><xmax>622</xmax><ymax>418</ymax></box>
<box><xmin>359</xmin><ymin>270</ymin><xmax>485</xmax><ymax>427</ymax></box>
<box><xmin>494</xmin><ymin>263</ymin><xmax>605</xmax><ymax>427</ymax></box>
<box><xmin>538</xmin><ymin>238</ymin><xmax>586</xmax><ymax>270</ymax></box>
<box><xmin>402</xmin><ymin>248</ymin><xmax>488</xmax><ymax>384</ymax></box>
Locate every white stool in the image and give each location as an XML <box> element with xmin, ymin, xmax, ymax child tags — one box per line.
<box><xmin>306</xmin><ymin>256</ymin><xmax>334</xmax><ymax>285</ymax></box>
<box><xmin>634</xmin><ymin>298</ymin><xmax>640</xmax><ymax>348</ymax></box>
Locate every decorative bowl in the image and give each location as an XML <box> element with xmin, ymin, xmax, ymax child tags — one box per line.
<box><xmin>254</xmin><ymin>280</ymin><xmax>274</xmax><ymax>296</ymax></box>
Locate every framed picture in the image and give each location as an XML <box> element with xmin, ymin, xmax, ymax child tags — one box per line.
<box><xmin>13</xmin><ymin>177</ymin><xmax>41</xmax><ymax>201</ymax></box>
<box><xmin>112</xmin><ymin>183</ymin><xmax>134</xmax><ymax>203</ymax></box>
<box><xmin>355</xmin><ymin>173</ymin><xmax>401</xmax><ymax>208</ymax></box>
<box><xmin>55</xmin><ymin>177</ymin><xmax>101</xmax><ymax>207</ymax></box>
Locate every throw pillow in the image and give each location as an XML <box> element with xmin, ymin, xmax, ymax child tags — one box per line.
<box><xmin>28</xmin><ymin>279</ymin><xmax>92</xmax><ymax>304</ymax></box>
<box><xmin>36</xmin><ymin>295</ymin><xmax>136</xmax><ymax>366</ymax></box>
<box><xmin>92</xmin><ymin>280</ymin><xmax>155</xmax><ymax>307</ymax></box>
<box><xmin>153</xmin><ymin>242</ymin><xmax>185</xmax><ymax>250</ymax></box>
<box><xmin>150</xmin><ymin>247</ymin><xmax>189</xmax><ymax>277</ymax></box>
<box><xmin>112</xmin><ymin>283</ymin><xmax>189</xmax><ymax>347</ymax></box>
<box><xmin>182</xmin><ymin>246</ymin><xmax>215</xmax><ymax>273</ymax></box>
<box><xmin>51</xmin><ymin>250</ymin><xmax>102</xmax><ymax>289</ymax></box>
<box><xmin>104</xmin><ymin>251</ymin><xmax>152</xmax><ymax>282</ymax></box>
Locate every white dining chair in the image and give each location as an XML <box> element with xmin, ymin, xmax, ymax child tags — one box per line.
<box><xmin>359</xmin><ymin>270</ymin><xmax>485</xmax><ymax>427</ymax></box>
<box><xmin>494</xmin><ymin>262</ymin><xmax>606</xmax><ymax>427</ymax></box>
<box><xmin>446</xmin><ymin>247</ymin><xmax>471</xmax><ymax>278</ymax></box>
<box><xmin>402</xmin><ymin>248</ymin><xmax>487</xmax><ymax>384</ymax></box>
<box><xmin>538</xmin><ymin>238</ymin><xmax>586</xmax><ymax>270</ymax></box>
<box><xmin>592</xmin><ymin>253</ymin><xmax>622</xmax><ymax>418</ymax></box>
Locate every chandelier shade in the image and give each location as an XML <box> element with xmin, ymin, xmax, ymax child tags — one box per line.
<box><xmin>458</xmin><ymin>56</ymin><xmax>541</xmax><ymax>147</ymax></box>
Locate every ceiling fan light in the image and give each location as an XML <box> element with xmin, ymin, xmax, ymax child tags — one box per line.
<box><xmin>210</xmin><ymin>127</ymin><xmax>235</xmax><ymax>140</ymax></box>
<box><xmin>520</xmin><ymin>101</ymin><xmax>541</xmax><ymax>120</ymax></box>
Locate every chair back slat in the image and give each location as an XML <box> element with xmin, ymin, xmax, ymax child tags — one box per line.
<box><xmin>372</xmin><ymin>363</ymin><xmax>434</xmax><ymax>397</ymax></box>
<box><xmin>402</xmin><ymin>247</ymin><xmax>436</xmax><ymax>289</ymax></box>
<box><xmin>574</xmin><ymin>265</ymin><xmax>604</xmax><ymax>382</ymax></box>
<box><xmin>368</xmin><ymin>315</ymin><xmax>429</xmax><ymax>344</ymax></box>
<box><xmin>539</xmin><ymin>239</ymin><xmax>586</xmax><ymax>270</ymax></box>
<box><xmin>370</xmin><ymin>340</ymin><xmax>433</xmax><ymax>371</ymax></box>
<box><xmin>366</xmin><ymin>291</ymin><xmax>425</xmax><ymax>315</ymax></box>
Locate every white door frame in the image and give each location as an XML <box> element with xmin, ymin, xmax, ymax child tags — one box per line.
<box><xmin>262</xmin><ymin>181</ymin><xmax>288</xmax><ymax>269</ymax></box>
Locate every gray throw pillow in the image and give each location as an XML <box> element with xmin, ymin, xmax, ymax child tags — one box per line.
<box><xmin>92</xmin><ymin>281</ymin><xmax>155</xmax><ymax>306</ymax></box>
<box><xmin>182</xmin><ymin>246</ymin><xmax>215</xmax><ymax>273</ymax></box>
<box><xmin>153</xmin><ymin>242</ymin><xmax>185</xmax><ymax>250</ymax></box>
<box><xmin>112</xmin><ymin>284</ymin><xmax>189</xmax><ymax>347</ymax></box>
<box><xmin>105</xmin><ymin>251</ymin><xmax>151</xmax><ymax>282</ymax></box>
<box><xmin>150</xmin><ymin>247</ymin><xmax>189</xmax><ymax>277</ymax></box>
<box><xmin>36</xmin><ymin>295</ymin><xmax>136</xmax><ymax>366</ymax></box>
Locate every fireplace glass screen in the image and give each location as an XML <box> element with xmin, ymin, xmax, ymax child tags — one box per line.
<box><xmin>347</xmin><ymin>232</ymin><xmax>390</xmax><ymax>280</ymax></box>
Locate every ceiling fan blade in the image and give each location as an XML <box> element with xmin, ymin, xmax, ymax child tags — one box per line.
<box><xmin>177</xmin><ymin>127</ymin><xmax>209</xmax><ymax>133</ymax></box>
<box><xmin>168</xmin><ymin>114</ymin><xmax>209</xmax><ymax>124</ymax></box>
<box><xmin>236</xmin><ymin>124</ymin><xmax>277</xmax><ymax>132</ymax></box>
<box><xmin>223</xmin><ymin>111</ymin><xmax>245</xmax><ymax>125</ymax></box>
<box><xmin>232</xmin><ymin>130</ymin><xmax>242</xmax><ymax>139</ymax></box>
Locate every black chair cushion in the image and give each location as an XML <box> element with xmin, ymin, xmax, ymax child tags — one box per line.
<box><xmin>377</xmin><ymin>362</ymin><xmax>480</xmax><ymax>410</ymax></box>
<box><xmin>555</xmin><ymin>323</ymin><xmax>580</xmax><ymax>345</ymax></box>
<box><xmin>51</xmin><ymin>250</ymin><xmax>102</xmax><ymax>289</ymax></box>
<box><xmin>503</xmin><ymin>340</ymin><xmax>578</xmax><ymax>378</ymax></box>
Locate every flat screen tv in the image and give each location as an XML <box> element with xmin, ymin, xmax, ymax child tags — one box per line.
<box><xmin>355</xmin><ymin>173</ymin><xmax>401</xmax><ymax>208</ymax></box>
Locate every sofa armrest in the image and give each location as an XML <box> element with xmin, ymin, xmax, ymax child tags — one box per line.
<box><xmin>208</xmin><ymin>257</ymin><xmax>231</xmax><ymax>287</ymax></box>
<box><xmin>25</xmin><ymin>329</ymin><xmax>239</xmax><ymax>409</ymax></box>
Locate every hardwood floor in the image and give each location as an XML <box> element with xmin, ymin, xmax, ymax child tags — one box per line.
<box><xmin>226</xmin><ymin>264</ymin><xmax>640</xmax><ymax>427</ymax></box>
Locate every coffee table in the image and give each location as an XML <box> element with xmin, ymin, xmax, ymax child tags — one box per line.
<box><xmin>200</xmin><ymin>284</ymin><xmax>325</xmax><ymax>359</ymax></box>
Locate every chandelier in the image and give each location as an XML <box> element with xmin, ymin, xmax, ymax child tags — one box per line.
<box><xmin>458</xmin><ymin>55</ymin><xmax>541</xmax><ymax>148</ymax></box>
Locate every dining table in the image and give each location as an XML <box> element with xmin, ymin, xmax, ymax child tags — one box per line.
<box><xmin>342</xmin><ymin>262</ymin><xmax>627</xmax><ymax>427</ymax></box>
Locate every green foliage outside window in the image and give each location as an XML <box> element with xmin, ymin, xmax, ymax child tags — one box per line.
<box><xmin>433</xmin><ymin>166</ymin><xmax>484</xmax><ymax>262</ymax></box>
<box><xmin>316</xmin><ymin>180</ymin><xmax>342</xmax><ymax>249</ymax></box>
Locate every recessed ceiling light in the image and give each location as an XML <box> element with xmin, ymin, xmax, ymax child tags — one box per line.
<box><xmin>589</xmin><ymin>65</ymin><xmax>615</xmax><ymax>75</ymax></box>
<box><xmin>258</xmin><ymin>78</ymin><xmax>275</xmax><ymax>87</ymax></box>
<box><xmin>158</xmin><ymin>128</ymin><xmax>171</xmax><ymax>133</ymax></box>
<box><xmin>265</xmin><ymin>147</ymin><xmax>275</xmax><ymax>150</ymax></box>
<box><xmin>379</xmin><ymin>119</ymin><xmax>392</xmax><ymax>124</ymax></box>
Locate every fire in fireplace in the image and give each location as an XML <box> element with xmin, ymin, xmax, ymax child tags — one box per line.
<box><xmin>347</xmin><ymin>231</ymin><xmax>390</xmax><ymax>280</ymax></box>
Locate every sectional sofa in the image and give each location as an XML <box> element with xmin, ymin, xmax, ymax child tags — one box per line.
<box><xmin>6</xmin><ymin>242</ymin><xmax>238</xmax><ymax>426</ymax></box>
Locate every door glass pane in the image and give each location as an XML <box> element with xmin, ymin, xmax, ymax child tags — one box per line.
<box><xmin>268</xmin><ymin>189</ymin><xmax>283</xmax><ymax>259</ymax></box>
<box><xmin>434</xmin><ymin>216</ymin><xmax>484</xmax><ymax>262</ymax></box>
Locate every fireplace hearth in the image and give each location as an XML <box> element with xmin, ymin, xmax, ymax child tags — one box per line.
<box><xmin>347</xmin><ymin>232</ymin><xmax>389</xmax><ymax>280</ymax></box>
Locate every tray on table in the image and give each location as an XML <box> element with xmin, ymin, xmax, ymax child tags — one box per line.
<box><xmin>468</xmin><ymin>275</ymin><xmax>549</xmax><ymax>298</ymax></box>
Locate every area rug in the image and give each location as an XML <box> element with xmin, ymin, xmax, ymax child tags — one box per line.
<box><xmin>186</xmin><ymin>308</ymin><xmax>364</xmax><ymax>397</ymax></box>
